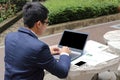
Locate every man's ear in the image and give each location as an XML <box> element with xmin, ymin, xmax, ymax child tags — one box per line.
<box><xmin>36</xmin><ymin>21</ymin><xmax>42</xmax><ymax>29</ymax></box>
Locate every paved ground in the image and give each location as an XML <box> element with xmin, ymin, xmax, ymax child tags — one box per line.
<box><xmin>40</xmin><ymin>20</ymin><xmax>119</xmax><ymax>46</ymax></box>
<box><xmin>0</xmin><ymin>20</ymin><xmax>120</xmax><ymax>80</ymax></box>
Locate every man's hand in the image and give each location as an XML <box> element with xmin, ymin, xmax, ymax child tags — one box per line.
<box><xmin>49</xmin><ymin>45</ymin><xmax>71</xmax><ymax>55</ymax></box>
<box><xmin>49</xmin><ymin>46</ymin><xmax>60</xmax><ymax>55</ymax></box>
<box><xmin>60</xmin><ymin>46</ymin><xmax>71</xmax><ymax>54</ymax></box>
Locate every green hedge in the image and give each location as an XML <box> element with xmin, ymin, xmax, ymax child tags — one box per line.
<box><xmin>0</xmin><ymin>0</ymin><xmax>27</xmax><ymax>23</ymax></box>
<box><xmin>44</xmin><ymin>0</ymin><xmax>120</xmax><ymax>25</ymax></box>
<box><xmin>11</xmin><ymin>0</ymin><xmax>27</xmax><ymax>12</ymax></box>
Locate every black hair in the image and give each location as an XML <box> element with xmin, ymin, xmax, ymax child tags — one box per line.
<box><xmin>22</xmin><ymin>2</ymin><xmax>49</xmax><ymax>28</ymax></box>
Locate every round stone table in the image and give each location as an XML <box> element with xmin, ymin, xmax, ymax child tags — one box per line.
<box><xmin>103</xmin><ymin>30</ymin><xmax>120</xmax><ymax>44</ymax></box>
<box><xmin>103</xmin><ymin>30</ymin><xmax>120</xmax><ymax>79</ymax></box>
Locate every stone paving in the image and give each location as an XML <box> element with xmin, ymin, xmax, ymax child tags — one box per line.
<box><xmin>0</xmin><ymin>18</ymin><xmax>24</xmax><ymax>46</ymax></box>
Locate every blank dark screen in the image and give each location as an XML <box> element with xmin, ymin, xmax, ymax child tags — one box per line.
<box><xmin>59</xmin><ymin>31</ymin><xmax>88</xmax><ymax>50</ymax></box>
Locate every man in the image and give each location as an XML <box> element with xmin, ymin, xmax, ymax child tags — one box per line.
<box><xmin>4</xmin><ymin>2</ymin><xmax>71</xmax><ymax>80</ymax></box>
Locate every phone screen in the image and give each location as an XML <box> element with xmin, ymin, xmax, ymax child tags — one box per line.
<box><xmin>75</xmin><ymin>61</ymin><xmax>86</xmax><ymax>66</ymax></box>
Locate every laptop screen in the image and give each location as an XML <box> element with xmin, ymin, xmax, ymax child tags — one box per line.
<box><xmin>59</xmin><ymin>30</ymin><xmax>88</xmax><ymax>50</ymax></box>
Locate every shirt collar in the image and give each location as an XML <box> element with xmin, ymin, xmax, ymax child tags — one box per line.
<box><xmin>30</xmin><ymin>29</ymin><xmax>38</xmax><ymax>37</ymax></box>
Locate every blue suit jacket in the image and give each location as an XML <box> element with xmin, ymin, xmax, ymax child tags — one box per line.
<box><xmin>4</xmin><ymin>27</ymin><xmax>71</xmax><ymax>80</ymax></box>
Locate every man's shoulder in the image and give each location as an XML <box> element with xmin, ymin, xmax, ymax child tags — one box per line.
<box><xmin>5</xmin><ymin>32</ymin><xmax>18</xmax><ymax>40</ymax></box>
<box><xmin>6</xmin><ymin>32</ymin><xmax>17</xmax><ymax>36</ymax></box>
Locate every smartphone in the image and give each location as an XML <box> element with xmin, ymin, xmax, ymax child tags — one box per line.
<box><xmin>75</xmin><ymin>61</ymin><xmax>86</xmax><ymax>66</ymax></box>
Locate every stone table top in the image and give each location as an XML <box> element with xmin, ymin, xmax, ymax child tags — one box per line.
<box><xmin>103</xmin><ymin>30</ymin><xmax>120</xmax><ymax>44</ymax></box>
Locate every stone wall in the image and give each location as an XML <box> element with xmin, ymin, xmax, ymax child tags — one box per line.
<box><xmin>42</xmin><ymin>13</ymin><xmax>120</xmax><ymax>36</ymax></box>
<box><xmin>0</xmin><ymin>11</ymin><xmax>22</xmax><ymax>33</ymax></box>
<box><xmin>1</xmin><ymin>13</ymin><xmax>120</xmax><ymax>46</ymax></box>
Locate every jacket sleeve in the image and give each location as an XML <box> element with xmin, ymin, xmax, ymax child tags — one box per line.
<box><xmin>36</xmin><ymin>45</ymin><xmax>71</xmax><ymax>78</ymax></box>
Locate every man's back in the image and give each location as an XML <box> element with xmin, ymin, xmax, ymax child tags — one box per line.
<box><xmin>4</xmin><ymin>27</ymin><xmax>71</xmax><ymax>80</ymax></box>
<box><xmin>4</xmin><ymin>28</ymin><xmax>46</xmax><ymax>80</ymax></box>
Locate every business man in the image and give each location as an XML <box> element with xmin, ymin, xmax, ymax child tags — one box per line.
<box><xmin>4</xmin><ymin>2</ymin><xmax>71</xmax><ymax>80</ymax></box>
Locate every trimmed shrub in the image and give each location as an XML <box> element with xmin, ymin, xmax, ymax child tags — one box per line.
<box><xmin>44</xmin><ymin>0</ymin><xmax>120</xmax><ymax>25</ymax></box>
<box><xmin>0</xmin><ymin>0</ymin><xmax>27</xmax><ymax>23</ymax></box>
<box><xmin>11</xmin><ymin>0</ymin><xmax>27</xmax><ymax>12</ymax></box>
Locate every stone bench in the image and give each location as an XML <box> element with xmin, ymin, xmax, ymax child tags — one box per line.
<box><xmin>103</xmin><ymin>30</ymin><xmax>120</xmax><ymax>79</ymax></box>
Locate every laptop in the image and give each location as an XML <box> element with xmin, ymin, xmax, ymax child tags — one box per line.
<box><xmin>54</xmin><ymin>30</ymin><xmax>88</xmax><ymax>61</ymax></box>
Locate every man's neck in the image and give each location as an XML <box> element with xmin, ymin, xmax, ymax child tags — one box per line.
<box><xmin>30</xmin><ymin>29</ymin><xmax>38</xmax><ymax>37</ymax></box>
<box><xmin>24</xmin><ymin>26</ymin><xmax>38</xmax><ymax>37</ymax></box>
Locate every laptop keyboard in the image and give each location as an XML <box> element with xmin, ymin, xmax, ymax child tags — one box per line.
<box><xmin>54</xmin><ymin>51</ymin><xmax>81</xmax><ymax>60</ymax></box>
<box><xmin>71</xmin><ymin>51</ymin><xmax>80</xmax><ymax>55</ymax></box>
<box><xmin>70</xmin><ymin>51</ymin><xmax>81</xmax><ymax>60</ymax></box>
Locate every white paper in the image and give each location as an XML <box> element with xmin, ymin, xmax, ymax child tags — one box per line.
<box><xmin>71</xmin><ymin>40</ymin><xmax>118</xmax><ymax>66</ymax></box>
<box><xmin>84</xmin><ymin>40</ymin><xmax>108</xmax><ymax>52</ymax></box>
